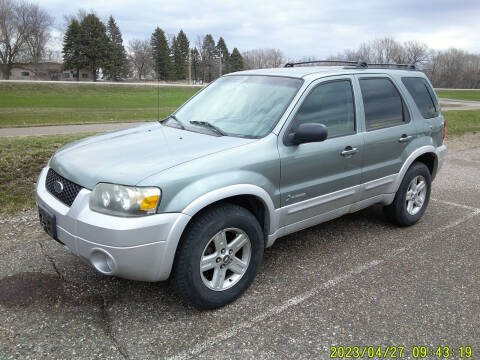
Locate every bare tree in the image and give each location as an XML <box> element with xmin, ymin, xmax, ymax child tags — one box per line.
<box><xmin>242</xmin><ymin>48</ymin><xmax>285</xmax><ymax>69</ymax></box>
<box><xmin>128</xmin><ymin>39</ymin><xmax>153</xmax><ymax>80</ymax></box>
<box><xmin>0</xmin><ymin>0</ymin><xmax>30</xmax><ymax>78</ymax></box>
<box><xmin>63</xmin><ymin>8</ymin><xmax>88</xmax><ymax>30</ymax></box>
<box><xmin>0</xmin><ymin>0</ymin><xmax>53</xmax><ymax>78</ymax></box>
<box><xmin>427</xmin><ymin>48</ymin><xmax>480</xmax><ymax>88</ymax></box>
<box><xmin>23</xmin><ymin>3</ymin><xmax>53</xmax><ymax>64</ymax></box>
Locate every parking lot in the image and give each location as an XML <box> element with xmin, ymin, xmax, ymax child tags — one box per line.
<box><xmin>1</xmin><ymin>135</ymin><xmax>479</xmax><ymax>360</ymax></box>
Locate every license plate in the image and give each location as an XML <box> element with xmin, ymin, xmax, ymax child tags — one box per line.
<box><xmin>38</xmin><ymin>205</ymin><xmax>58</xmax><ymax>240</ymax></box>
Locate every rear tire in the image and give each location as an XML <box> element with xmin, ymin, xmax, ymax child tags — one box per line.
<box><xmin>171</xmin><ymin>203</ymin><xmax>264</xmax><ymax>310</ymax></box>
<box><xmin>384</xmin><ymin>162</ymin><xmax>431</xmax><ymax>227</ymax></box>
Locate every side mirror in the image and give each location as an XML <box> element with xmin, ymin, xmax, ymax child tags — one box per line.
<box><xmin>290</xmin><ymin>123</ymin><xmax>328</xmax><ymax>145</ymax></box>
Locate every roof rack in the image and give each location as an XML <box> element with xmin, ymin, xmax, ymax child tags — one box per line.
<box><xmin>284</xmin><ymin>60</ymin><xmax>416</xmax><ymax>70</ymax></box>
<box><xmin>284</xmin><ymin>60</ymin><xmax>366</xmax><ymax>68</ymax></box>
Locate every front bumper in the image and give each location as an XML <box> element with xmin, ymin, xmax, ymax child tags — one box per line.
<box><xmin>35</xmin><ymin>167</ymin><xmax>191</xmax><ymax>281</ymax></box>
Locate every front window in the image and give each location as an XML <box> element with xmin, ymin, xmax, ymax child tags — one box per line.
<box><xmin>293</xmin><ymin>80</ymin><xmax>355</xmax><ymax>138</ymax></box>
<box><xmin>172</xmin><ymin>75</ymin><xmax>303</xmax><ymax>138</ymax></box>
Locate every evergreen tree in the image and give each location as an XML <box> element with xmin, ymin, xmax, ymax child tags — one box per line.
<box><xmin>216</xmin><ymin>37</ymin><xmax>229</xmax><ymax>75</ymax></box>
<box><xmin>79</xmin><ymin>14</ymin><xmax>110</xmax><ymax>81</ymax></box>
<box><xmin>173</xmin><ymin>30</ymin><xmax>190</xmax><ymax>80</ymax></box>
<box><xmin>103</xmin><ymin>15</ymin><xmax>128</xmax><ymax>80</ymax></box>
<box><xmin>169</xmin><ymin>35</ymin><xmax>177</xmax><ymax>81</ymax></box>
<box><xmin>201</xmin><ymin>34</ymin><xmax>216</xmax><ymax>82</ymax></box>
<box><xmin>151</xmin><ymin>27</ymin><xmax>170</xmax><ymax>81</ymax></box>
<box><xmin>190</xmin><ymin>48</ymin><xmax>200</xmax><ymax>82</ymax></box>
<box><xmin>229</xmin><ymin>48</ymin><xmax>244</xmax><ymax>72</ymax></box>
<box><xmin>62</xmin><ymin>19</ymin><xmax>85</xmax><ymax>80</ymax></box>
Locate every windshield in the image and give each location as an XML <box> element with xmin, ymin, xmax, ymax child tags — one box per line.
<box><xmin>173</xmin><ymin>75</ymin><xmax>303</xmax><ymax>138</ymax></box>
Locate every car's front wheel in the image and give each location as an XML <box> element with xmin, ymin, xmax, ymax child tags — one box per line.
<box><xmin>171</xmin><ymin>203</ymin><xmax>264</xmax><ymax>309</ymax></box>
<box><xmin>384</xmin><ymin>162</ymin><xmax>432</xmax><ymax>227</ymax></box>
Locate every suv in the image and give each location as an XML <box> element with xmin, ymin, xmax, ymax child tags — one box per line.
<box><xmin>36</xmin><ymin>61</ymin><xmax>446</xmax><ymax>309</ymax></box>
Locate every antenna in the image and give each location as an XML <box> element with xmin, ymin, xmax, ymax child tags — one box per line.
<box><xmin>157</xmin><ymin>74</ymin><xmax>160</xmax><ymax>122</ymax></box>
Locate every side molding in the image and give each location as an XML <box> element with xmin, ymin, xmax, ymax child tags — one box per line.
<box><xmin>182</xmin><ymin>184</ymin><xmax>279</xmax><ymax>235</ymax></box>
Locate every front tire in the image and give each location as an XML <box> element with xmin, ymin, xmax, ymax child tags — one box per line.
<box><xmin>171</xmin><ymin>203</ymin><xmax>264</xmax><ymax>310</ymax></box>
<box><xmin>384</xmin><ymin>162</ymin><xmax>432</xmax><ymax>227</ymax></box>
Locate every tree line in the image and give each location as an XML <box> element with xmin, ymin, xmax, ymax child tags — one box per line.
<box><xmin>63</xmin><ymin>12</ymin><xmax>245</xmax><ymax>82</ymax></box>
<box><xmin>325</xmin><ymin>37</ymin><xmax>480</xmax><ymax>89</ymax></box>
<box><xmin>130</xmin><ymin>31</ymin><xmax>244</xmax><ymax>82</ymax></box>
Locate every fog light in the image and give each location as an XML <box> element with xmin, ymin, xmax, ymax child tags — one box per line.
<box><xmin>90</xmin><ymin>249</ymin><xmax>116</xmax><ymax>275</ymax></box>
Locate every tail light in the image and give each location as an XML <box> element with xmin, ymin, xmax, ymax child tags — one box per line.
<box><xmin>442</xmin><ymin>119</ymin><xmax>447</xmax><ymax>140</ymax></box>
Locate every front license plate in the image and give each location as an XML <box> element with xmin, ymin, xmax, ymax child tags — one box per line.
<box><xmin>38</xmin><ymin>205</ymin><xmax>58</xmax><ymax>240</ymax></box>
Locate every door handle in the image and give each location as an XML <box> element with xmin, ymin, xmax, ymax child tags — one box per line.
<box><xmin>398</xmin><ymin>135</ymin><xmax>413</xmax><ymax>143</ymax></box>
<box><xmin>341</xmin><ymin>146</ymin><xmax>359</xmax><ymax>156</ymax></box>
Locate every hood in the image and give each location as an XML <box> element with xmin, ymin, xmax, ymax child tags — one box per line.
<box><xmin>50</xmin><ymin>122</ymin><xmax>255</xmax><ymax>189</ymax></box>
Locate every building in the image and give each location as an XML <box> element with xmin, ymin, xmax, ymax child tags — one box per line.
<box><xmin>0</xmin><ymin>62</ymin><xmax>92</xmax><ymax>81</ymax></box>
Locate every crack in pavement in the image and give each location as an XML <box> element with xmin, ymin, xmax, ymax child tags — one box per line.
<box><xmin>37</xmin><ymin>241</ymin><xmax>65</xmax><ymax>282</ymax></box>
<box><xmin>36</xmin><ymin>241</ymin><xmax>130</xmax><ymax>359</ymax></box>
<box><xmin>99</xmin><ymin>296</ymin><xmax>130</xmax><ymax>360</ymax></box>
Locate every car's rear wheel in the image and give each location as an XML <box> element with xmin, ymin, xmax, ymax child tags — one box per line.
<box><xmin>171</xmin><ymin>203</ymin><xmax>264</xmax><ymax>309</ymax></box>
<box><xmin>384</xmin><ymin>162</ymin><xmax>432</xmax><ymax>227</ymax></box>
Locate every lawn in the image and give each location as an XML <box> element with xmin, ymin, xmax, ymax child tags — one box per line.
<box><xmin>443</xmin><ymin>110</ymin><xmax>480</xmax><ymax>136</ymax></box>
<box><xmin>0</xmin><ymin>133</ymin><xmax>94</xmax><ymax>214</ymax></box>
<box><xmin>436</xmin><ymin>89</ymin><xmax>480</xmax><ymax>101</ymax></box>
<box><xmin>0</xmin><ymin>83</ymin><xmax>200</xmax><ymax>127</ymax></box>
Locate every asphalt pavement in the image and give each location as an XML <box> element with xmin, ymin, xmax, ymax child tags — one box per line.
<box><xmin>0</xmin><ymin>138</ymin><xmax>479</xmax><ymax>359</ymax></box>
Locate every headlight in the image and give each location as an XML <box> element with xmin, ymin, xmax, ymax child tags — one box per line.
<box><xmin>90</xmin><ymin>183</ymin><xmax>161</xmax><ymax>217</ymax></box>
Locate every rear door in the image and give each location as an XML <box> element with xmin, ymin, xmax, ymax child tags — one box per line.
<box><xmin>278</xmin><ymin>76</ymin><xmax>363</xmax><ymax>226</ymax></box>
<box><xmin>355</xmin><ymin>75</ymin><xmax>417</xmax><ymax>198</ymax></box>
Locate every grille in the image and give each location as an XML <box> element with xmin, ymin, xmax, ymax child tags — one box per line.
<box><xmin>45</xmin><ymin>168</ymin><xmax>83</xmax><ymax>207</ymax></box>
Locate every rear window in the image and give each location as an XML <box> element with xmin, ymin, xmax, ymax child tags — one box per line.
<box><xmin>359</xmin><ymin>78</ymin><xmax>407</xmax><ymax>130</ymax></box>
<box><xmin>402</xmin><ymin>77</ymin><xmax>439</xmax><ymax>119</ymax></box>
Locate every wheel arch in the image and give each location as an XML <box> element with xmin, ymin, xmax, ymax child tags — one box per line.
<box><xmin>392</xmin><ymin>145</ymin><xmax>438</xmax><ymax>193</ymax></box>
<box><xmin>182</xmin><ymin>184</ymin><xmax>278</xmax><ymax>239</ymax></box>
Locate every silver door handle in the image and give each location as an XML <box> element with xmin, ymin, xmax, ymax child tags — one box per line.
<box><xmin>341</xmin><ymin>147</ymin><xmax>359</xmax><ymax>156</ymax></box>
<box><xmin>398</xmin><ymin>135</ymin><xmax>413</xmax><ymax>143</ymax></box>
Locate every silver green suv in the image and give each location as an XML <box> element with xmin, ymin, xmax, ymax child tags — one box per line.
<box><xmin>36</xmin><ymin>61</ymin><xmax>446</xmax><ymax>309</ymax></box>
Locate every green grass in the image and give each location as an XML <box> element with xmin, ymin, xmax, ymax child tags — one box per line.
<box><xmin>436</xmin><ymin>90</ymin><xmax>480</xmax><ymax>101</ymax></box>
<box><xmin>0</xmin><ymin>133</ymin><xmax>94</xmax><ymax>214</ymax></box>
<box><xmin>0</xmin><ymin>83</ymin><xmax>200</xmax><ymax>127</ymax></box>
<box><xmin>443</xmin><ymin>110</ymin><xmax>480</xmax><ymax>136</ymax></box>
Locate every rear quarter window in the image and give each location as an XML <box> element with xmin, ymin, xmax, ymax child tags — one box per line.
<box><xmin>401</xmin><ymin>77</ymin><xmax>439</xmax><ymax>119</ymax></box>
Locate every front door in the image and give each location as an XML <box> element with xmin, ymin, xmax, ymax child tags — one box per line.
<box><xmin>278</xmin><ymin>76</ymin><xmax>363</xmax><ymax>226</ymax></box>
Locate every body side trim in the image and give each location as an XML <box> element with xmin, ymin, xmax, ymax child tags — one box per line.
<box><xmin>267</xmin><ymin>193</ymin><xmax>395</xmax><ymax>247</ymax></box>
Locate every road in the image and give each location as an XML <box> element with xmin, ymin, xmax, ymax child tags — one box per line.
<box><xmin>0</xmin><ymin>136</ymin><xmax>479</xmax><ymax>359</ymax></box>
<box><xmin>439</xmin><ymin>98</ymin><xmax>480</xmax><ymax>111</ymax></box>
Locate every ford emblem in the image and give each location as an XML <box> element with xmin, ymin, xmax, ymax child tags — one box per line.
<box><xmin>53</xmin><ymin>180</ymin><xmax>64</xmax><ymax>194</ymax></box>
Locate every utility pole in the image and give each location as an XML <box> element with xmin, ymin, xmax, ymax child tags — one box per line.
<box><xmin>188</xmin><ymin>50</ymin><xmax>192</xmax><ymax>84</ymax></box>
<box><xmin>219</xmin><ymin>55</ymin><xmax>222</xmax><ymax>76</ymax></box>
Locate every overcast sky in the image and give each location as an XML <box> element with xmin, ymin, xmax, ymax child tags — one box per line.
<box><xmin>41</xmin><ymin>0</ymin><xmax>480</xmax><ymax>58</ymax></box>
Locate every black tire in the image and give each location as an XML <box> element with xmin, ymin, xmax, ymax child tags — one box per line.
<box><xmin>383</xmin><ymin>162</ymin><xmax>432</xmax><ymax>227</ymax></box>
<box><xmin>171</xmin><ymin>203</ymin><xmax>264</xmax><ymax>310</ymax></box>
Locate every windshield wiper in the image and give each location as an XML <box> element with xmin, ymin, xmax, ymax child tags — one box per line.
<box><xmin>161</xmin><ymin>115</ymin><xmax>185</xmax><ymax>129</ymax></box>
<box><xmin>189</xmin><ymin>120</ymin><xmax>227</xmax><ymax>136</ymax></box>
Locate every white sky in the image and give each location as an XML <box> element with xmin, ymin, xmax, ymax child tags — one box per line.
<box><xmin>41</xmin><ymin>0</ymin><xmax>480</xmax><ymax>58</ymax></box>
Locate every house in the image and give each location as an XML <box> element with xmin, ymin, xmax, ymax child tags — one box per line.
<box><xmin>0</xmin><ymin>62</ymin><xmax>92</xmax><ymax>81</ymax></box>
